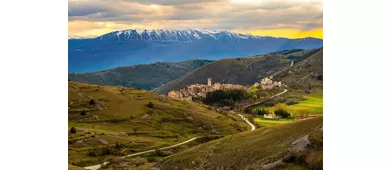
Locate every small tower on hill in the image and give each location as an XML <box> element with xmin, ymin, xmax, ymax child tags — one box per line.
<box><xmin>207</xmin><ymin>78</ymin><xmax>212</xmax><ymax>86</ymax></box>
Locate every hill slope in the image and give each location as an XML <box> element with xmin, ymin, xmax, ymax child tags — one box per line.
<box><xmin>68</xmin><ymin>81</ymin><xmax>248</xmax><ymax>167</ymax></box>
<box><xmin>68</xmin><ymin>28</ymin><xmax>323</xmax><ymax>72</ymax></box>
<box><xmin>68</xmin><ymin>59</ymin><xmax>213</xmax><ymax>90</ymax></box>
<box><xmin>154</xmin><ymin>117</ymin><xmax>323</xmax><ymax>170</ymax></box>
<box><xmin>154</xmin><ymin>49</ymin><xmax>318</xmax><ymax>94</ymax></box>
<box><xmin>273</xmin><ymin>48</ymin><xmax>323</xmax><ymax>91</ymax></box>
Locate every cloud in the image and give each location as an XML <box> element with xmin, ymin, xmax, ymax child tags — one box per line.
<box><xmin>68</xmin><ymin>0</ymin><xmax>323</xmax><ymax>37</ymax></box>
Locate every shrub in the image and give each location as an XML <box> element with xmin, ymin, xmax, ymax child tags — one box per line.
<box><xmin>317</xmin><ymin>74</ymin><xmax>323</xmax><ymax>81</ymax></box>
<box><xmin>131</xmin><ymin>157</ymin><xmax>148</xmax><ymax>166</ymax></box>
<box><xmin>70</xmin><ymin>127</ymin><xmax>77</xmax><ymax>134</ymax></box>
<box><xmin>88</xmin><ymin>150</ymin><xmax>97</xmax><ymax>157</ymax></box>
<box><xmin>256</xmin><ymin>108</ymin><xmax>270</xmax><ymax>116</ymax></box>
<box><xmin>153</xmin><ymin>149</ymin><xmax>165</xmax><ymax>157</ymax></box>
<box><xmin>195</xmin><ymin>135</ymin><xmax>222</xmax><ymax>143</ymax></box>
<box><xmin>89</xmin><ymin>99</ymin><xmax>96</xmax><ymax>105</ymax></box>
<box><xmin>114</xmin><ymin>142</ymin><xmax>123</xmax><ymax>150</ymax></box>
<box><xmin>146</xmin><ymin>102</ymin><xmax>154</xmax><ymax>108</ymax></box>
<box><xmin>80</xmin><ymin>110</ymin><xmax>87</xmax><ymax>116</ymax></box>
<box><xmin>274</xmin><ymin>109</ymin><xmax>291</xmax><ymax>119</ymax></box>
<box><xmin>133</xmin><ymin>127</ymin><xmax>140</xmax><ymax>134</ymax></box>
<box><xmin>147</xmin><ymin>156</ymin><xmax>159</xmax><ymax>162</ymax></box>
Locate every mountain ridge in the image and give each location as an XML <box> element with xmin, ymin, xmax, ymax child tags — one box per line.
<box><xmin>69</xmin><ymin>28</ymin><xmax>320</xmax><ymax>40</ymax></box>
<box><xmin>69</xmin><ymin>28</ymin><xmax>322</xmax><ymax>72</ymax></box>
<box><xmin>68</xmin><ymin>59</ymin><xmax>214</xmax><ymax>90</ymax></box>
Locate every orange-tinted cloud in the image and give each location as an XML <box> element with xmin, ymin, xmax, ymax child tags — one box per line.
<box><xmin>234</xmin><ymin>28</ymin><xmax>323</xmax><ymax>39</ymax></box>
<box><xmin>68</xmin><ymin>0</ymin><xmax>323</xmax><ymax>38</ymax></box>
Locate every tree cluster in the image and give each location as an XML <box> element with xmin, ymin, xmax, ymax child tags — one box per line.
<box><xmin>203</xmin><ymin>89</ymin><xmax>249</xmax><ymax>107</ymax></box>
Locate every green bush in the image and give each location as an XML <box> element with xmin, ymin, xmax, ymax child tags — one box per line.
<box><xmin>274</xmin><ymin>109</ymin><xmax>291</xmax><ymax>118</ymax></box>
<box><xmin>256</xmin><ymin>108</ymin><xmax>270</xmax><ymax>116</ymax></box>
<box><xmin>88</xmin><ymin>150</ymin><xmax>97</xmax><ymax>157</ymax></box>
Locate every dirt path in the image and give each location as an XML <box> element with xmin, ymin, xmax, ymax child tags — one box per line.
<box><xmin>84</xmin><ymin>137</ymin><xmax>199</xmax><ymax>170</ymax></box>
<box><xmin>84</xmin><ymin>97</ymin><xmax>262</xmax><ymax>170</ymax></box>
<box><xmin>238</xmin><ymin>114</ymin><xmax>256</xmax><ymax>131</ymax></box>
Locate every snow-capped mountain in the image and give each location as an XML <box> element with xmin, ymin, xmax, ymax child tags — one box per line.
<box><xmin>96</xmin><ymin>28</ymin><xmax>268</xmax><ymax>42</ymax></box>
<box><xmin>69</xmin><ymin>28</ymin><xmax>323</xmax><ymax>73</ymax></box>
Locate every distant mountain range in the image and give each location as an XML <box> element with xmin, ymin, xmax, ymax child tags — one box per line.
<box><xmin>68</xmin><ymin>59</ymin><xmax>213</xmax><ymax>90</ymax></box>
<box><xmin>68</xmin><ymin>28</ymin><xmax>323</xmax><ymax>73</ymax></box>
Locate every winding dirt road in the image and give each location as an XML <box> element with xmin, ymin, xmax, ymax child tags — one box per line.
<box><xmin>84</xmin><ymin>137</ymin><xmax>199</xmax><ymax>170</ymax></box>
<box><xmin>238</xmin><ymin>114</ymin><xmax>256</xmax><ymax>131</ymax></box>
<box><xmin>84</xmin><ymin>107</ymin><xmax>258</xmax><ymax>170</ymax></box>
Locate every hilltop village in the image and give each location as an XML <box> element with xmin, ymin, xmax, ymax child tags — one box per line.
<box><xmin>168</xmin><ymin>78</ymin><xmax>246</xmax><ymax>100</ymax></box>
<box><xmin>168</xmin><ymin>77</ymin><xmax>282</xmax><ymax>100</ymax></box>
<box><xmin>254</xmin><ymin>76</ymin><xmax>282</xmax><ymax>90</ymax></box>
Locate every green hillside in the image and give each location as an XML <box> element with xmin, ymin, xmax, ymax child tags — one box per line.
<box><xmin>68</xmin><ymin>59</ymin><xmax>213</xmax><ymax>90</ymax></box>
<box><xmin>68</xmin><ymin>81</ymin><xmax>249</xmax><ymax>167</ymax></box>
<box><xmin>154</xmin><ymin>49</ymin><xmax>317</xmax><ymax>94</ymax></box>
<box><xmin>273</xmin><ymin>48</ymin><xmax>323</xmax><ymax>91</ymax></box>
<box><xmin>245</xmin><ymin>49</ymin><xmax>323</xmax><ymax>120</ymax></box>
<box><xmin>154</xmin><ymin>117</ymin><xmax>323</xmax><ymax>170</ymax></box>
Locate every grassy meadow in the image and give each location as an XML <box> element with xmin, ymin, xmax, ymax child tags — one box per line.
<box><xmin>154</xmin><ymin>117</ymin><xmax>323</xmax><ymax>170</ymax></box>
<box><xmin>249</xmin><ymin>90</ymin><xmax>323</xmax><ymax>117</ymax></box>
<box><xmin>254</xmin><ymin>118</ymin><xmax>295</xmax><ymax>127</ymax></box>
<box><xmin>68</xmin><ymin>81</ymin><xmax>249</xmax><ymax>167</ymax></box>
<box><xmin>286</xmin><ymin>91</ymin><xmax>323</xmax><ymax>115</ymax></box>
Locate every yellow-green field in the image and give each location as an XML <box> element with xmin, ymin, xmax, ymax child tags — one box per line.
<box><xmin>250</xmin><ymin>91</ymin><xmax>323</xmax><ymax>117</ymax></box>
<box><xmin>286</xmin><ymin>91</ymin><xmax>323</xmax><ymax>115</ymax></box>
<box><xmin>254</xmin><ymin>118</ymin><xmax>295</xmax><ymax>127</ymax></box>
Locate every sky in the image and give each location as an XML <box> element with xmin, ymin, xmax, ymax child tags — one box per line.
<box><xmin>68</xmin><ymin>0</ymin><xmax>323</xmax><ymax>39</ymax></box>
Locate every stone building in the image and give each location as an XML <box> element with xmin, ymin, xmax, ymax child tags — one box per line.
<box><xmin>264</xmin><ymin>114</ymin><xmax>276</xmax><ymax>119</ymax></box>
<box><xmin>260</xmin><ymin>77</ymin><xmax>282</xmax><ymax>90</ymax></box>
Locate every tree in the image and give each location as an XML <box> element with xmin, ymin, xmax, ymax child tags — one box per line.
<box><xmin>146</xmin><ymin>102</ymin><xmax>154</xmax><ymax>108</ymax></box>
<box><xmin>273</xmin><ymin>103</ymin><xmax>287</xmax><ymax>111</ymax></box>
<box><xmin>256</xmin><ymin>108</ymin><xmax>270</xmax><ymax>116</ymax></box>
<box><xmin>70</xmin><ymin>127</ymin><xmax>77</xmax><ymax>134</ymax></box>
<box><xmin>89</xmin><ymin>99</ymin><xmax>96</xmax><ymax>105</ymax></box>
<box><xmin>274</xmin><ymin>109</ymin><xmax>291</xmax><ymax>119</ymax></box>
<box><xmin>80</xmin><ymin>110</ymin><xmax>87</xmax><ymax>116</ymax></box>
<box><xmin>115</xmin><ymin>142</ymin><xmax>123</xmax><ymax>150</ymax></box>
<box><xmin>133</xmin><ymin>127</ymin><xmax>140</xmax><ymax>135</ymax></box>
